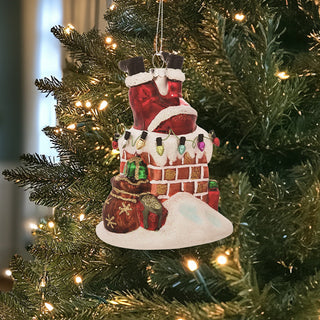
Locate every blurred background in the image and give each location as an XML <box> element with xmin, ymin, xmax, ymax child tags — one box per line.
<box><xmin>0</xmin><ymin>0</ymin><xmax>111</xmax><ymax>270</ymax></box>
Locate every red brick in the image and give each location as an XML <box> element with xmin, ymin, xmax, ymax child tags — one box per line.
<box><xmin>191</xmin><ymin>166</ymin><xmax>201</xmax><ymax>179</ymax></box>
<box><xmin>183</xmin><ymin>152</ymin><xmax>195</xmax><ymax>164</ymax></box>
<box><xmin>168</xmin><ymin>183</ymin><xmax>181</xmax><ymax>196</ymax></box>
<box><xmin>164</xmin><ymin>168</ymin><xmax>176</xmax><ymax>180</ymax></box>
<box><xmin>149</xmin><ymin>168</ymin><xmax>163</xmax><ymax>181</ymax></box>
<box><xmin>183</xmin><ymin>182</ymin><xmax>194</xmax><ymax>194</ymax></box>
<box><xmin>202</xmin><ymin>166</ymin><xmax>209</xmax><ymax>179</ymax></box>
<box><xmin>151</xmin><ymin>183</ymin><xmax>167</xmax><ymax>196</ymax></box>
<box><xmin>196</xmin><ymin>181</ymin><xmax>208</xmax><ymax>193</ymax></box>
<box><xmin>177</xmin><ymin>167</ymin><xmax>189</xmax><ymax>179</ymax></box>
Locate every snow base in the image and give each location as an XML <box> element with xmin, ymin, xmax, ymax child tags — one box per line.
<box><xmin>96</xmin><ymin>192</ymin><xmax>233</xmax><ymax>250</ymax></box>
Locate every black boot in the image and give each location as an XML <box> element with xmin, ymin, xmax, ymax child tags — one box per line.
<box><xmin>162</xmin><ymin>52</ymin><xmax>184</xmax><ymax>70</ymax></box>
<box><xmin>118</xmin><ymin>56</ymin><xmax>145</xmax><ymax>75</ymax></box>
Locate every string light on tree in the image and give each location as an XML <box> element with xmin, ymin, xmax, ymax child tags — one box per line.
<box><xmin>4</xmin><ymin>269</ymin><xmax>12</xmax><ymax>277</ymax></box>
<box><xmin>79</xmin><ymin>213</ymin><xmax>85</xmax><ymax>221</ymax></box>
<box><xmin>234</xmin><ymin>13</ymin><xmax>245</xmax><ymax>21</ymax></box>
<box><xmin>216</xmin><ymin>254</ymin><xmax>228</xmax><ymax>265</ymax></box>
<box><xmin>186</xmin><ymin>259</ymin><xmax>198</xmax><ymax>271</ymax></box>
<box><xmin>48</xmin><ymin>221</ymin><xmax>55</xmax><ymax>229</ymax></box>
<box><xmin>109</xmin><ymin>3</ymin><xmax>116</xmax><ymax>10</ymax></box>
<box><xmin>29</xmin><ymin>222</ymin><xmax>38</xmax><ymax>230</ymax></box>
<box><xmin>105</xmin><ymin>36</ymin><xmax>113</xmax><ymax>44</ymax></box>
<box><xmin>75</xmin><ymin>101</ymin><xmax>82</xmax><ymax>107</ymax></box>
<box><xmin>99</xmin><ymin>100</ymin><xmax>108</xmax><ymax>110</ymax></box>
<box><xmin>44</xmin><ymin>302</ymin><xmax>54</xmax><ymax>312</ymax></box>
<box><xmin>112</xmin><ymin>43</ymin><xmax>118</xmax><ymax>49</ymax></box>
<box><xmin>74</xmin><ymin>275</ymin><xmax>83</xmax><ymax>284</ymax></box>
<box><xmin>276</xmin><ymin>71</ymin><xmax>290</xmax><ymax>80</ymax></box>
<box><xmin>67</xmin><ymin>123</ymin><xmax>76</xmax><ymax>130</ymax></box>
<box><xmin>64</xmin><ymin>23</ymin><xmax>75</xmax><ymax>34</ymax></box>
<box><xmin>85</xmin><ymin>101</ymin><xmax>92</xmax><ymax>108</ymax></box>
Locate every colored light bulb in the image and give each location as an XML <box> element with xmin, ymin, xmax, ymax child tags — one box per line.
<box><xmin>178</xmin><ymin>136</ymin><xmax>186</xmax><ymax>155</ymax></box>
<box><xmin>156</xmin><ymin>137</ymin><xmax>164</xmax><ymax>156</ymax></box>
<box><xmin>136</xmin><ymin>131</ymin><xmax>148</xmax><ymax>150</ymax></box>
<box><xmin>178</xmin><ymin>144</ymin><xmax>186</xmax><ymax>155</ymax></box>
<box><xmin>197</xmin><ymin>134</ymin><xmax>205</xmax><ymax>151</ymax></box>
<box><xmin>213</xmin><ymin>137</ymin><xmax>220</xmax><ymax>147</ymax></box>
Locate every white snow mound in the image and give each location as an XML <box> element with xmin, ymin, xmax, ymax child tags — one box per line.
<box><xmin>96</xmin><ymin>192</ymin><xmax>233</xmax><ymax>250</ymax></box>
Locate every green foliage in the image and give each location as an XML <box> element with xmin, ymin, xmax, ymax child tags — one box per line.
<box><xmin>2</xmin><ymin>0</ymin><xmax>320</xmax><ymax>319</ymax></box>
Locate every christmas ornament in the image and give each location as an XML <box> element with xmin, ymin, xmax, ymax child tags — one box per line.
<box><xmin>96</xmin><ymin>0</ymin><xmax>232</xmax><ymax>249</ymax></box>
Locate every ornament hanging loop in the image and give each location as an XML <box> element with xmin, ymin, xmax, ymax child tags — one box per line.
<box><xmin>152</xmin><ymin>52</ymin><xmax>165</xmax><ymax>68</ymax></box>
<box><xmin>153</xmin><ymin>0</ymin><xmax>164</xmax><ymax>67</ymax></box>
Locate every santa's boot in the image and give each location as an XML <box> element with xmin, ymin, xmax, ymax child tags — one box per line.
<box><xmin>119</xmin><ymin>56</ymin><xmax>165</xmax><ymax>131</ymax></box>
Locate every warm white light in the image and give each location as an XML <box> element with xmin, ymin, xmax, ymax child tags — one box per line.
<box><xmin>5</xmin><ymin>269</ymin><xmax>12</xmax><ymax>277</ymax></box>
<box><xmin>29</xmin><ymin>223</ymin><xmax>38</xmax><ymax>230</ymax></box>
<box><xmin>216</xmin><ymin>254</ymin><xmax>228</xmax><ymax>265</ymax></box>
<box><xmin>85</xmin><ymin>101</ymin><xmax>92</xmax><ymax>108</ymax></box>
<box><xmin>235</xmin><ymin>13</ymin><xmax>245</xmax><ymax>21</ymax></box>
<box><xmin>99</xmin><ymin>100</ymin><xmax>108</xmax><ymax>111</ymax></box>
<box><xmin>75</xmin><ymin>101</ymin><xmax>82</xmax><ymax>107</ymax></box>
<box><xmin>187</xmin><ymin>259</ymin><xmax>198</xmax><ymax>272</ymax></box>
<box><xmin>64</xmin><ymin>24</ymin><xmax>75</xmax><ymax>34</ymax></box>
<box><xmin>276</xmin><ymin>71</ymin><xmax>290</xmax><ymax>80</ymax></box>
<box><xmin>48</xmin><ymin>221</ymin><xmax>55</xmax><ymax>228</ymax></box>
<box><xmin>44</xmin><ymin>302</ymin><xmax>54</xmax><ymax>312</ymax></box>
<box><xmin>74</xmin><ymin>275</ymin><xmax>83</xmax><ymax>284</ymax></box>
<box><xmin>67</xmin><ymin>123</ymin><xmax>76</xmax><ymax>130</ymax></box>
<box><xmin>105</xmin><ymin>36</ymin><xmax>113</xmax><ymax>44</ymax></box>
<box><xmin>111</xmin><ymin>149</ymin><xmax>120</xmax><ymax>155</ymax></box>
<box><xmin>40</xmin><ymin>278</ymin><xmax>46</xmax><ymax>287</ymax></box>
<box><xmin>110</xmin><ymin>3</ymin><xmax>116</xmax><ymax>10</ymax></box>
<box><xmin>112</xmin><ymin>43</ymin><xmax>117</xmax><ymax>49</ymax></box>
<box><xmin>79</xmin><ymin>213</ymin><xmax>85</xmax><ymax>221</ymax></box>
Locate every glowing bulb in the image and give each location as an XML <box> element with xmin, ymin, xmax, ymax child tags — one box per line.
<box><xmin>276</xmin><ymin>71</ymin><xmax>290</xmax><ymax>80</ymax></box>
<box><xmin>48</xmin><ymin>221</ymin><xmax>55</xmax><ymax>229</ymax></box>
<box><xmin>85</xmin><ymin>101</ymin><xmax>92</xmax><ymax>108</ymax></box>
<box><xmin>44</xmin><ymin>302</ymin><xmax>54</xmax><ymax>312</ymax></box>
<box><xmin>40</xmin><ymin>278</ymin><xmax>46</xmax><ymax>287</ymax></box>
<box><xmin>74</xmin><ymin>275</ymin><xmax>83</xmax><ymax>284</ymax></box>
<box><xmin>75</xmin><ymin>101</ymin><xmax>82</xmax><ymax>107</ymax></box>
<box><xmin>99</xmin><ymin>100</ymin><xmax>108</xmax><ymax>110</ymax></box>
<box><xmin>235</xmin><ymin>13</ymin><xmax>245</xmax><ymax>21</ymax></box>
<box><xmin>64</xmin><ymin>24</ymin><xmax>75</xmax><ymax>34</ymax></box>
<box><xmin>216</xmin><ymin>254</ymin><xmax>228</xmax><ymax>265</ymax></box>
<box><xmin>79</xmin><ymin>213</ymin><xmax>85</xmax><ymax>221</ymax></box>
<box><xmin>29</xmin><ymin>223</ymin><xmax>38</xmax><ymax>230</ymax></box>
<box><xmin>67</xmin><ymin>123</ymin><xmax>76</xmax><ymax>130</ymax></box>
<box><xmin>112</xmin><ymin>43</ymin><xmax>117</xmax><ymax>49</ymax></box>
<box><xmin>105</xmin><ymin>36</ymin><xmax>113</xmax><ymax>44</ymax></box>
<box><xmin>5</xmin><ymin>269</ymin><xmax>12</xmax><ymax>277</ymax></box>
<box><xmin>110</xmin><ymin>3</ymin><xmax>116</xmax><ymax>10</ymax></box>
<box><xmin>187</xmin><ymin>259</ymin><xmax>198</xmax><ymax>272</ymax></box>
<box><xmin>111</xmin><ymin>149</ymin><xmax>120</xmax><ymax>155</ymax></box>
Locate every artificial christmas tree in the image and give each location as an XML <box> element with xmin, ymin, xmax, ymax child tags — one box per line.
<box><xmin>1</xmin><ymin>0</ymin><xmax>320</xmax><ymax>319</ymax></box>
